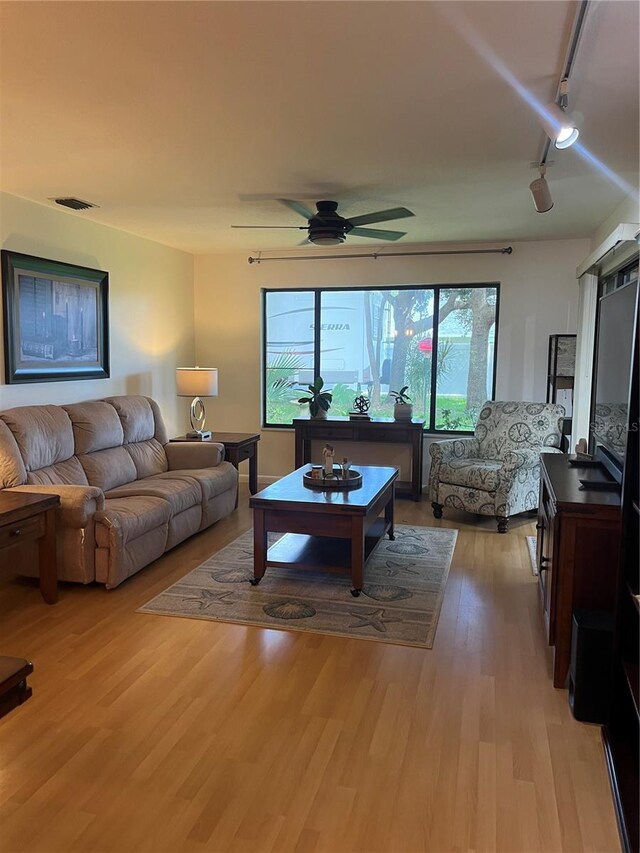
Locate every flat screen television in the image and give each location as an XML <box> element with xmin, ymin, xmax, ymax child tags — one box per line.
<box><xmin>590</xmin><ymin>278</ymin><xmax>639</xmax><ymax>484</ymax></box>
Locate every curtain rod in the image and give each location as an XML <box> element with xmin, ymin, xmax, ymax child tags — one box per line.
<box><xmin>247</xmin><ymin>246</ymin><xmax>513</xmax><ymax>264</ymax></box>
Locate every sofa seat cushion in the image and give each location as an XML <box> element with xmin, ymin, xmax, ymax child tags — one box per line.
<box><xmin>439</xmin><ymin>458</ymin><xmax>502</xmax><ymax>492</ymax></box>
<box><xmin>96</xmin><ymin>496</ymin><xmax>171</xmax><ymax>547</ymax></box>
<box><xmin>154</xmin><ymin>462</ymin><xmax>237</xmax><ymax>502</ymax></box>
<box><xmin>105</xmin><ymin>474</ymin><xmax>201</xmax><ymax>516</ymax></box>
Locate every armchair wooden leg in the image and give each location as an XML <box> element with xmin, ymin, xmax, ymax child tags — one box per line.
<box><xmin>497</xmin><ymin>517</ymin><xmax>509</xmax><ymax>534</ymax></box>
<box><xmin>432</xmin><ymin>502</ymin><xmax>443</xmax><ymax>519</ymax></box>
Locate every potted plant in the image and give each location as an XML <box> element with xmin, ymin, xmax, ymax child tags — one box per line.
<box><xmin>389</xmin><ymin>385</ymin><xmax>413</xmax><ymax>420</ymax></box>
<box><xmin>298</xmin><ymin>376</ymin><xmax>333</xmax><ymax>419</ymax></box>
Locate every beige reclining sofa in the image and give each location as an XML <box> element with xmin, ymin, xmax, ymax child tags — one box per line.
<box><xmin>0</xmin><ymin>395</ymin><xmax>237</xmax><ymax>588</ymax></box>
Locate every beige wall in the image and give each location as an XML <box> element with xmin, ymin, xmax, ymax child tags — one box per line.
<box><xmin>194</xmin><ymin>237</ymin><xmax>589</xmax><ymax>479</ymax></box>
<box><xmin>0</xmin><ymin>192</ymin><xmax>195</xmax><ymax>436</ymax></box>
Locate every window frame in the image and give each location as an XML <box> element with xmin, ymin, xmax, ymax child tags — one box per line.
<box><xmin>262</xmin><ymin>282</ymin><xmax>500</xmax><ymax>432</ymax></box>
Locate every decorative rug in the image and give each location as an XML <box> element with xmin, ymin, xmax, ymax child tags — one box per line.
<box><xmin>527</xmin><ymin>535</ymin><xmax>538</xmax><ymax>576</ymax></box>
<box><xmin>139</xmin><ymin>525</ymin><xmax>458</xmax><ymax>648</ymax></box>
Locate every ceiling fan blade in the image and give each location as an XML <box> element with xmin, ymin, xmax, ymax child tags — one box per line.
<box><xmin>231</xmin><ymin>225</ymin><xmax>308</xmax><ymax>229</ymax></box>
<box><xmin>347</xmin><ymin>207</ymin><xmax>415</xmax><ymax>227</ymax></box>
<box><xmin>277</xmin><ymin>199</ymin><xmax>315</xmax><ymax>220</ymax></box>
<box><xmin>350</xmin><ymin>226</ymin><xmax>407</xmax><ymax>241</ymax></box>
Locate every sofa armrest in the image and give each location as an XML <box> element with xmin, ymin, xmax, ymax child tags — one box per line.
<box><xmin>5</xmin><ymin>484</ymin><xmax>104</xmax><ymax>528</ymax></box>
<box><xmin>164</xmin><ymin>441</ymin><xmax>225</xmax><ymax>470</ymax></box>
<box><xmin>428</xmin><ymin>437</ymin><xmax>480</xmax><ymax>502</ymax></box>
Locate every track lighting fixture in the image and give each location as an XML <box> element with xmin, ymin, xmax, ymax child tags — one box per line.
<box><xmin>541</xmin><ymin>79</ymin><xmax>580</xmax><ymax>150</ymax></box>
<box><xmin>530</xmin><ymin>164</ymin><xmax>554</xmax><ymax>213</ymax></box>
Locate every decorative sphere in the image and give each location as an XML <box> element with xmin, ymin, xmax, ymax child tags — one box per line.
<box><xmin>353</xmin><ymin>395</ymin><xmax>371</xmax><ymax>414</ymax></box>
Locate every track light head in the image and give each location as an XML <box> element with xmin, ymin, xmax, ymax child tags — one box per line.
<box><xmin>540</xmin><ymin>80</ymin><xmax>579</xmax><ymax>150</ymax></box>
<box><xmin>530</xmin><ymin>165</ymin><xmax>554</xmax><ymax>213</ymax></box>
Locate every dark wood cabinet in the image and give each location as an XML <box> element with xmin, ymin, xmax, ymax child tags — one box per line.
<box><xmin>602</xmin><ymin>302</ymin><xmax>639</xmax><ymax>853</ymax></box>
<box><xmin>293</xmin><ymin>417</ymin><xmax>424</xmax><ymax>501</ymax></box>
<box><xmin>537</xmin><ymin>454</ymin><xmax>621</xmax><ymax>688</ymax></box>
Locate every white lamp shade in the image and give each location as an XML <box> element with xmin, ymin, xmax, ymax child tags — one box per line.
<box><xmin>176</xmin><ymin>367</ymin><xmax>218</xmax><ymax>397</ymax></box>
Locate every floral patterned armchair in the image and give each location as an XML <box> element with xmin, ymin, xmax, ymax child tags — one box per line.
<box><xmin>428</xmin><ymin>401</ymin><xmax>565</xmax><ymax>533</ymax></box>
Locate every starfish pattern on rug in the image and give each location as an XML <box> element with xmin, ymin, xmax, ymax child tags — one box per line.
<box><xmin>347</xmin><ymin>608</ymin><xmax>404</xmax><ymax>633</ymax></box>
<box><xmin>383</xmin><ymin>559</ymin><xmax>421</xmax><ymax>578</ymax></box>
<box><xmin>181</xmin><ymin>589</ymin><xmax>236</xmax><ymax>609</ymax></box>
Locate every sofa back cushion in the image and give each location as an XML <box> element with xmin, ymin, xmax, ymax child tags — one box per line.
<box><xmin>63</xmin><ymin>401</ymin><xmax>124</xmax><ymax>454</ymax></box>
<box><xmin>103</xmin><ymin>396</ymin><xmax>169</xmax><ymax>479</ymax></box>
<box><xmin>0</xmin><ymin>419</ymin><xmax>27</xmax><ymax>488</ymax></box>
<box><xmin>475</xmin><ymin>401</ymin><xmax>565</xmax><ymax>458</ymax></box>
<box><xmin>104</xmin><ymin>396</ymin><xmax>169</xmax><ymax>446</ymax></box>
<box><xmin>0</xmin><ymin>404</ymin><xmax>75</xmax><ymax>474</ymax></box>
<box><xmin>64</xmin><ymin>401</ymin><xmax>137</xmax><ymax>491</ymax></box>
<box><xmin>27</xmin><ymin>456</ymin><xmax>89</xmax><ymax>486</ymax></box>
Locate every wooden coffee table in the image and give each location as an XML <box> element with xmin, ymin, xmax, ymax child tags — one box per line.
<box><xmin>249</xmin><ymin>465</ymin><xmax>398</xmax><ymax>596</ymax></box>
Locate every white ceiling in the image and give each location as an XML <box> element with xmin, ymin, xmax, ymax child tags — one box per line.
<box><xmin>1</xmin><ymin>1</ymin><xmax>638</xmax><ymax>254</ymax></box>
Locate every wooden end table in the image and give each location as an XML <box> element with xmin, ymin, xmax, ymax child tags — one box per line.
<box><xmin>249</xmin><ymin>464</ymin><xmax>397</xmax><ymax>596</ymax></box>
<box><xmin>0</xmin><ymin>491</ymin><xmax>59</xmax><ymax>604</ymax></box>
<box><xmin>171</xmin><ymin>432</ymin><xmax>260</xmax><ymax>505</ymax></box>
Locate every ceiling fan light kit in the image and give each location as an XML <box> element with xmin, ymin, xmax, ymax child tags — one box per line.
<box><xmin>310</xmin><ymin>233</ymin><xmax>345</xmax><ymax>246</ymax></box>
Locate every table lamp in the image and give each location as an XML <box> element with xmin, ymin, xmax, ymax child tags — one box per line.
<box><xmin>176</xmin><ymin>367</ymin><xmax>218</xmax><ymax>440</ymax></box>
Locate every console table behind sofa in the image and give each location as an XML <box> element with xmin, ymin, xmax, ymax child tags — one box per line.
<box><xmin>293</xmin><ymin>417</ymin><xmax>424</xmax><ymax>501</ymax></box>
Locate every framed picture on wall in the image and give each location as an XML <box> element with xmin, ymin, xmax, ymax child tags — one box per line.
<box><xmin>1</xmin><ymin>250</ymin><xmax>109</xmax><ymax>384</ymax></box>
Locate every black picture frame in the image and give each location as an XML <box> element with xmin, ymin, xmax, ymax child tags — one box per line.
<box><xmin>2</xmin><ymin>250</ymin><xmax>109</xmax><ymax>384</ymax></box>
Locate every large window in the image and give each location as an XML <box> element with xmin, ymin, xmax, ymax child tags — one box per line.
<box><xmin>263</xmin><ymin>284</ymin><xmax>499</xmax><ymax>431</ymax></box>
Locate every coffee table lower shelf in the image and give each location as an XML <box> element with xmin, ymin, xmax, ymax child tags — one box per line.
<box><xmin>267</xmin><ymin>518</ymin><xmax>390</xmax><ymax>574</ymax></box>
<box><xmin>253</xmin><ymin>517</ymin><xmax>394</xmax><ymax>596</ymax></box>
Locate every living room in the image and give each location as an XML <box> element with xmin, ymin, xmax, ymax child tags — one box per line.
<box><xmin>1</xmin><ymin>1</ymin><xmax>639</xmax><ymax>851</ymax></box>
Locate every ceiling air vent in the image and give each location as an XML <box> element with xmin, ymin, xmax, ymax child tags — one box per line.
<box><xmin>51</xmin><ymin>197</ymin><xmax>99</xmax><ymax>211</ymax></box>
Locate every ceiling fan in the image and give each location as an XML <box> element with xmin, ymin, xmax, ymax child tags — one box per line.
<box><xmin>232</xmin><ymin>199</ymin><xmax>415</xmax><ymax>246</ymax></box>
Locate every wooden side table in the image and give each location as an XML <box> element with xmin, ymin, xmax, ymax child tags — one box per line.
<box><xmin>171</xmin><ymin>433</ymin><xmax>261</xmax><ymax>502</ymax></box>
<box><xmin>0</xmin><ymin>491</ymin><xmax>59</xmax><ymax>604</ymax></box>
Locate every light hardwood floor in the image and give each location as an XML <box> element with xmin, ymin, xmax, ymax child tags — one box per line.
<box><xmin>0</xmin><ymin>486</ymin><xmax>620</xmax><ymax>853</ymax></box>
